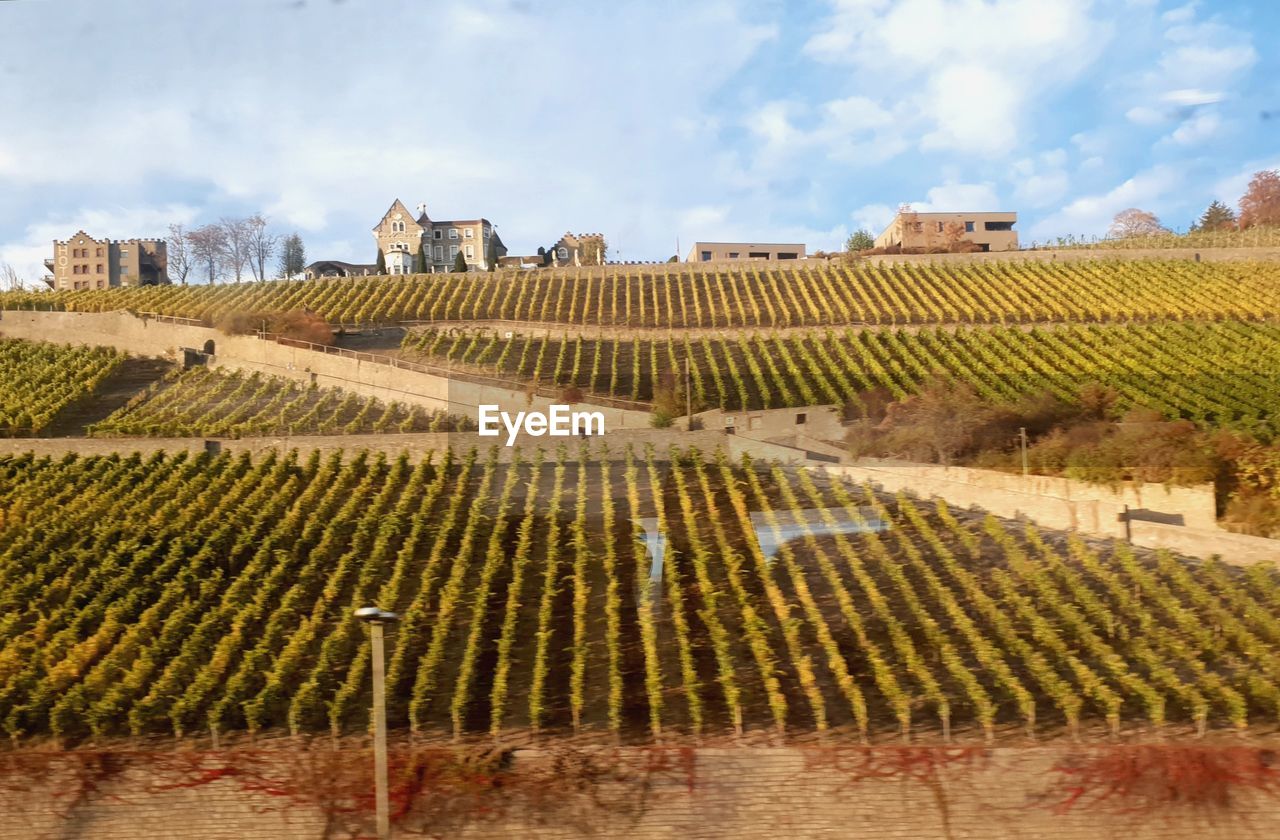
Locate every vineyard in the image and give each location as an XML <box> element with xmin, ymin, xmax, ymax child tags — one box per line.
<box><xmin>4</xmin><ymin>259</ymin><xmax>1280</xmax><ymax>327</ymax></box>
<box><xmin>1034</xmin><ymin>225</ymin><xmax>1280</xmax><ymax>251</ymax></box>
<box><xmin>88</xmin><ymin>366</ymin><xmax>468</xmax><ymax>438</ymax></box>
<box><xmin>0</xmin><ymin>339</ymin><xmax>122</xmax><ymax>436</ymax></box>
<box><xmin>2</xmin><ymin>445</ymin><xmax>1279</xmax><ymax>745</ymax></box>
<box><xmin>401</xmin><ymin>321</ymin><xmax>1280</xmax><ymax>427</ymax></box>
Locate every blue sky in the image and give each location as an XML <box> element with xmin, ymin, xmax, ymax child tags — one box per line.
<box><xmin>1</xmin><ymin>0</ymin><xmax>1277</xmax><ymax>281</ymax></box>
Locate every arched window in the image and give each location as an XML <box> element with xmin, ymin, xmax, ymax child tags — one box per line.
<box><xmin>557</xmin><ymin>247</ymin><xmax>568</xmax><ymax>260</ymax></box>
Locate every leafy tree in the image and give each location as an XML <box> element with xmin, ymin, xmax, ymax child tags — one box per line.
<box><xmin>453</xmin><ymin>251</ymin><xmax>468</xmax><ymax>273</ymax></box>
<box><xmin>278</xmin><ymin>233</ymin><xmax>306</xmax><ymax>278</ymax></box>
<box><xmin>1240</xmin><ymin>169</ymin><xmax>1280</xmax><ymax>229</ymax></box>
<box><xmin>1192</xmin><ymin>200</ymin><xmax>1238</xmax><ymax>232</ymax></box>
<box><xmin>845</xmin><ymin>229</ymin><xmax>875</xmax><ymax>252</ymax></box>
<box><xmin>1109</xmin><ymin>208</ymin><xmax>1168</xmax><ymax>238</ymax></box>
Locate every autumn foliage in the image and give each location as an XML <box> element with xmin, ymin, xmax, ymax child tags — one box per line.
<box><xmin>215</xmin><ymin>309</ymin><xmax>334</xmax><ymax>345</ymax></box>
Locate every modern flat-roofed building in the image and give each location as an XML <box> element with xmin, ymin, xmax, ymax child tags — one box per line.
<box><xmin>44</xmin><ymin>231</ymin><xmax>168</xmax><ymax>291</ymax></box>
<box><xmin>685</xmin><ymin>242</ymin><xmax>806</xmax><ymax>263</ymax></box>
<box><xmin>874</xmin><ymin>211</ymin><xmax>1018</xmax><ymax>252</ymax></box>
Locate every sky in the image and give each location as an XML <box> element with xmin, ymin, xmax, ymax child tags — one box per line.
<box><xmin>1</xmin><ymin>0</ymin><xmax>1278</xmax><ymax>282</ymax></box>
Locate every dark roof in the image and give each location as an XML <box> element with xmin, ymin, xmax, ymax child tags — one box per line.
<box><xmin>306</xmin><ymin>260</ymin><xmax>378</xmax><ymax>273</ymax></box>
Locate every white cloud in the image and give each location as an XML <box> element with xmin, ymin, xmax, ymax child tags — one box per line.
<box><xmin>1126</xmin><ymin>106</ymin><xmax>1165</xmax><ymax>126</ymax></box>
<box><xmin>1167</xmin><ymin>112</ymin><xmax>1222</xmax><ymax>146</ymax></box>
<box><xmin>0</xmin><ymin>0</ymin><xmax>778</xmax><ymax>263</ymax></box>
<box><xmin>911</xmin><ymin>182</ymin><xmax>1003</xmax><ymax>213</ymax></box>
<box><xmin>1160</xmin><ymin>88</ymin><xmax>1224</xmax><ymax>107</ymax></box>
<box><xmin>1031</xmin><ymin>165</ymin><xmax>1180</xmax><ymax>238</ymax></box>
<box><xmin>850</xmin><ymin>203</ymin><xmax>896</xmax><ymax>235</ymax></box>
<box><xmin>804</xmin><ymin>0</ymin><xmax>1110</xmax><ymax>157</ymax></box>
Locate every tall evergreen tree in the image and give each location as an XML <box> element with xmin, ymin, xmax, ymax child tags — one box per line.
<box><xmin>453</xmin><ymin>251</ymin><xmax>468</xmax><ymax>273</ymax></box>
<box><xmin>1193</xmin><ymin>200</ymin><xmax>1237</xmax><ymax>232</ymax></box>
<box><xmin>418</xmin><ymin>243</ymin><xmax>429</xmax><ymax>274</ymax></box>
<box><xmin>277</xmin><ymin>233</ymin><xmax>306</xmax><ymax>278</ymax></box>
<box><xmin>376</xmin><ymin>249</ymin><xmax>387</xmax><ymax>275</ymax></box>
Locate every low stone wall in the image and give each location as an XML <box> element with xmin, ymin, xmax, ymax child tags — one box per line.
<box><xmin>812</xmin><ymin>458</ymin><xmax>1277</xmax><ymax>563</ymax></box>
<box><xmin>2</xmin><ymin>743</ymin><xmax>1278</xmax><ymax>840</ymax></box>
<box><xmin>0</xmin><ymin>429</ymin><xmax>725</xmax><ymax>462</ymax></box>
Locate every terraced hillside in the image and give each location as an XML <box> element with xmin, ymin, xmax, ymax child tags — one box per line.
<box><xmin>402</xmin><ymin>321</ymin><xmax>1280</xmax><ymax>429</ymax></box>
<box><xmin>0</xmin><ymin>339</ymin><xmax>122</xmax><ymax>436</ymax></box>
<box><xmin>5</xmin><ymin>259</ymin><xmax>1280</xmax><ymax>327</ymax></box>
<box><xmin>89</xmin><ymin>366</ymin><xmax>468</xmax><ymax>438</ymax></box>
<box><xmin>2</xmin><ymin>445</ymin><xmax>1278</xmax><ymax>745</ymax></box>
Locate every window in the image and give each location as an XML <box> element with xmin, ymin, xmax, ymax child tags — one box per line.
<box><xmin>449</xmin><ymin>228</ymin><xmax>458</xmax><ymax>239</ymax></box>
<box><xmin>557</xmin><ymin>247</ymin><xmax>568</xmax><ymax>260</ymax></box>
<box><xmin>120</xmin><ymin>249</ymin><xmax>129</xmax><ymax>257</ymax></box>
<box><xmin>483</xmin><ymin>226</ymin><xmax>490</xmax><ymax>239</ymax></box>
<box><xmin>465</xmin><ymin>244</ymin><xmax>474</xmax><ymax>259</ymax></box>
<box><xmin>795</xmin><ymin>413</ymin><xmax>807</xmax><ymax>425</ymax></box>
<box><xmin>700</xmin><ymin>251</ymin><xmax>712</xmax><ymax>261</ymax></box>
<box><xmin>120</xmin><ymin>265</ymin><xmax>129</xmax><ymax>274</ymax></box>
<box><xmin>936</xmin><ymin>222</ymin><xmax>945</xmax><ymax>232</ymax></box>
<box><xmin>96</xmin><ymin>264</ymin><xmax>103</xmax><ymax>274</ymax></box>
<box><xmin>433</xmin><ymin>229</ymin><xmax>442</xmax><ymax>239</ymax></box>
<box><xmin>912</xmin><ymin>222</ymin><xmax>923</xmax><ymax>233</ymax></box>
<box><xmin>777</xmin><ymin>252</ymin><xmax>798</xmax><ymax>260</ymax></box>
<box><xmin>434</xmin><ymin>245</ymin><xmax>443</xmax><ymax>260</ymax></box>
<box><xmin>748</xmin><ymin>252</ymin><xmax>769</xmax><ymax>258</ymax></box>
<box><xmin>95</xmin><ymin>247</ymin><xmax>103</xmax><ymax>257</ymax></box>
<box><xmin>984</xmin><ymin>220</ymin><xmax>1015</xmax><ymax>231</ymax></box>
<box><xmin>727</xmin><ymin>252</ymin><xmax>739</xmax><ymax>259</ymax></box>
<box><xmin>465</xmin><ymin>228</ymin><xmax>473</xmax><ymax>238</ymax></box>
<box><xmin>450</xmin><ymin>245</ymin><xmax>459</xmax><ymax>258</ymax></box>
<box><xmin>964</xmin><ymin>221</ymin><xmax>975</xmax><ymax>233</ymax></box>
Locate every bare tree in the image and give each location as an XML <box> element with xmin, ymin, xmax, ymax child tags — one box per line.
<box><xmin>245</xmin><ymin>214</ymin><xmax>279</xmax><ymax>282</ymax></box>
<box><xmin>187</xmin><ymin>224</ymin><xmax>227</xmax><ymax>284</ymax></box>
<box><xmin>1109</xmin><ymin>208</ymin><xmax>1168</xmax><ymax>238</ymax></box>
<box><xmin>166</xmin><ymin>223</ymin><xmax>193</xmax><ymax>286</ymax></box>
<box><xmin>218</xmin><ymin>216</ymin><xmax>251</xmax><ymax>283</ymax></box>
<box><xmin>1</xmin><ymin>262</ymin><xmax>24</xmax><ymax>292</ymax></box>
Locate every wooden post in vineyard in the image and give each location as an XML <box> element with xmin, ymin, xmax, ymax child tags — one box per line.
<box><xmin>356</xmin><ymin>607</ymin><xmax>399</xmax><ymax>840</ymax></box>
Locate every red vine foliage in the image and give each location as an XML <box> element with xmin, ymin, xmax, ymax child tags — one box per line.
<box><xmin>1046</xmin><ymin>745</ymin><xmax>1280</xmax><ymax>814</ymax></box>
<box><xmin>0</xmin><ymin>743</ymin><xmax>700</xmax><ymax>838</ymax></box>
<box><xmin>802</xmin><ymin>746</ymin><xmax>988</xmax><ymax>792</ymax></box>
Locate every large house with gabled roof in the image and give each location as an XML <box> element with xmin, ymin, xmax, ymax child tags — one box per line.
<box><xmin>373</xmin><ymin>199</ymin><xmax>507</xmax><ymax>274</ymax></box>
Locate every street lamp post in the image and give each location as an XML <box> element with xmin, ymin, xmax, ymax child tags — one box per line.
<box><xmin>356</xmin><ymin>606</ymin><xmax>399</xmax><ymax>840</ymax></box>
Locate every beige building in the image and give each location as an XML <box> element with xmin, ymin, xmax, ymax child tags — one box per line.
<box><xmin>44</xmin><ymin>231</ymin><xmax>167</xmax><ymax>291</ymax></box>
<box><xmin>372</xmin><ymin>199</ymin><xmax>507</xmax><ymax>274</ymax></box>
<box><xmin>875</xmin><ymin>210</ymin><xmax>1018</xmax><ymax>252</ymax></box>
<box><xmin>550</xmin><ymin>232</ymin><xmax>607</xmax><ymax>267</ymax></box>
<box><xmin>685</xmin><ymin>242</ymin><xmax>806</xmax><ymax>263</ymax></box>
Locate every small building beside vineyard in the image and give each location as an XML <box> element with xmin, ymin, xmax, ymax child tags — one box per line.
<box><xmin>875</xmin><ymin>209</ymin><xmax>1019</xmax><ymax>252</ymax></box>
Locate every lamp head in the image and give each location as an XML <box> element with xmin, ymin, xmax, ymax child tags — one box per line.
<box><xmin>355</xmin><ymin>606</ymin><xmax>399</xmax><ymax>625</ymax></box>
